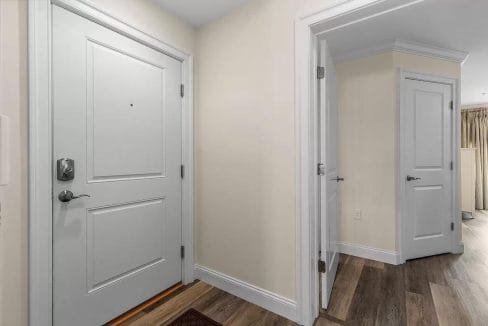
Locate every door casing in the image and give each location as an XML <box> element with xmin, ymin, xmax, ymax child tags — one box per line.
<box><xmin>398</xmin><ymin>70</ymin><xmax>462</xmax><ymax>264</ymax></box>
<box><xmin>28</xmin><ymin>1</ymin><xmax>194</xmax><ymax>325</ymax></box>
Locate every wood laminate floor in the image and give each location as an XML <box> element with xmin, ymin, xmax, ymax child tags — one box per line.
<box><xmin>125</xmin><ymin>211</ymin><xmax>488</xmax><ymax>326</ymax></box>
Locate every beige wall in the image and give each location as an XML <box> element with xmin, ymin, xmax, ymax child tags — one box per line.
<box><xmin>337</xmin><ymin>51</ymin><xmax>460</xmax><ymax>251</ymax></box>
<box><xmin>0</xmin><ymin>1</ymin><xmax>28</xmax><ymax>326</ymax></box>
<box><xmin>0</xmin><ymin>1</ymin><xmax>194</xmax><ymax>325</ymax></box>
<box><xmin>336</xmin><ymin>52</ymin><xmax>398</xmax><ymax>250</ymax></box>
<box><xmin>195</xmin><ymin>0</ymin><xmax>298</xmax><ymax>300</ymax></box>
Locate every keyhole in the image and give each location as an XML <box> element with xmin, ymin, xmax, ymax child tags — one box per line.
<box><xmin>130</xmin><ymin>103</ymin><xmax>134</xmax><ymax>107</ymax></box>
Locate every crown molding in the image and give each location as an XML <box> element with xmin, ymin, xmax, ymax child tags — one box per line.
<box><xmin>393</xmin><ymin>39</ymin><xmax>469</xmax><ymax>63</ymax></box>
<box><xmin>335</xmin><ymin>39</ymin><xmax>469</xmax><ymax>64</ymax></box>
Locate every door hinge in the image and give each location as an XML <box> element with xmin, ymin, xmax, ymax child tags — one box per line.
<box><xmin>318</xmin><ymin>260</ymin><xmax>326</xmax><ymax>273</ymax></box>
<box><xmin>317</xmin><ymin>66</ymin><xmax>325</xmax><ymax>80</ymax></box>
<box><xmin>451</xmin><ymin>222</ymin><xmax>454</xmax><ymax>231</ymax></box>
<box><xmin>180</xmin><ymin>165</ymin><xmax>185</xmax><ymax>179</ymax></box>
<box><xmin>317</xmin><ymin>163</ymin><xmax>325</xmax><ymax>176</ymax></box>
<box><xmin>450</xmin><ymin>100</ymin><xmax>453</xmax><ymax>110</ymax></box>
<box><xmin>180</xmin><ymin>246</ymin><xmax>185</xmax><ymax>259</ymax></box>
<box><xmin>180</xmin><ymin>84</ymin><xmax>184</xmax><ymax>98</ymax></box>
<box><xmin>450</xmin><ymin>161</ymin><xmax>454</xmax><ymax>170</ymax></box>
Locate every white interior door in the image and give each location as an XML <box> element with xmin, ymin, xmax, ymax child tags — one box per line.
<box><xmin>52</xmin><ymin>6</ymin><xmax>182</xmax><ymax>325</ymax></box>
<box><xmin>403</xmin><ymin>76</ymin><xmax>453</xmax><ymax>260</ymax></box>
<box><xmin>318</xmin><ymin>40</ymin><xmax>340</xmax><ymax>309</ymax></box>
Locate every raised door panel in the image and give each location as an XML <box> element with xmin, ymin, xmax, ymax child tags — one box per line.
<box><xmin>412</xmin><ymin>185</ymin><xmax>444</xmax><ymax>239</ymax></box>
<box><xmin>86</xmin><ymin>199</ymin><xmax>166</xmax><ymax>292</ymax></box>
<box><xmin>87</xmin><ymin>41</ymin><xmax>166</xmax><ymax>181</ymax></box>
<box><xmin>414</xmin><ymin>91</ymin><xmax>444</xmax><ymax>169</ymax></box>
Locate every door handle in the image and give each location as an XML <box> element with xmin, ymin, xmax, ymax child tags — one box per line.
<box><xmin>58</xmin><ymin>190</ymin><xmax>90</xmax><ymax>203</ymax></box>
<box><xmin>406</xmin><ymin>175</ymin><xmax>421</xmax><ymax>181</ymax></box>
<box><xmin>331</xmin><ymin>176</ymin><xmax>344</xmax><ymax>182</ymax></box>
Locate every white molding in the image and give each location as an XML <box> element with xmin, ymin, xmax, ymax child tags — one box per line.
<box><xmin>52</xmin><ymin>0</ymin><xmax>189</xmax><ymax>59</ymax></box>
<box><xmin>28</xmin><ymin>1</ymin><xmax>194</xmax><ymax>325</ymax></box>
<box><xmin>393</xmin><ymin>39</ymin><xmax>468</xmax><ymax>63</ymax></box>
<box><xmin>337</xmin><ymin>242</ymin><xmax>401</xmax><ymax>265</ymax></box>
<box><xmin>312</xmin><ymin>0</ymin><xmax>424</xmax><ymax>36</ymax></box>
<box><xmin>398</xmin><ymin>70</ymin><xmax>461</xmax><ymax>263</ymax></box>
<box><xmin>29</xmin><ymin>1</ymin><xmax>53</xmax><ymax>325</ymax></box>
<box><xmin>335</xmin><ymin>39</ymin><xmax>469</xmax><ymax>63</ymax></box>
<box><xmin>194</xmin><ymin>265</ymin><xmax>298</xmax><ymax>323</ymax></box>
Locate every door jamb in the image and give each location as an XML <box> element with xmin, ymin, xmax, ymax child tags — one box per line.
<box><xmin>295</xmin><ymin>1</ymin><xmax>437</xmax><ymax>324</ymax></box>
<box><xmin>397</xmin><ymin>70</ymin><xmax>463</xmax><ymax>264</ymax></box>
<box><xmin>28</xmin><ymin>1</ymin><xmax>194</xmax><ymax>325</ymax></box>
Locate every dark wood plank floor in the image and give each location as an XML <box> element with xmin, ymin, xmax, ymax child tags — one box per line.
<box><xmin>323</xmin><ymin>210</ymin><xmax>488</xmax><ymax>326</ymax></box>
<box><xmin>126</xmin><ymin>211</ymin><xmax>488</xmax><ymax>325</ymax></box>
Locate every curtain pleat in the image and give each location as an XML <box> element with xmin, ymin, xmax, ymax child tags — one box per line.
<box><xmin>462</xmin><ymin>108</ymin><xmax>488</xmax><ymax>209</ymax></box>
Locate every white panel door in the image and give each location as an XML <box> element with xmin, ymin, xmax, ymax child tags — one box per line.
<box><xmin>318</xmin><ymin>40</ymin><xmax>340</xmax><ymax>309</ymax></box>
<box><xmin>52</xmin><ymin>6</ymin><xmax>182</xmax><ymax>325</ymax></box>
<box><xmin>403</xmin><ymin>78</ymin><xmax>453</xmax><ymax>260</ymax></box>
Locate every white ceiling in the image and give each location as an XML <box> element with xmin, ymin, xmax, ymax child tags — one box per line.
<box><xmin>152</xmin><ymin>0</ymin><xmax>251</xmax><ymax>27</ymax></box>
<box><xmin>323</xmin><ymin>0</ymin><xmax>488</xmax><ymax>105</ymax></box>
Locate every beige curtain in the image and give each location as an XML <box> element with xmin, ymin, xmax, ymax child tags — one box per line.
<box><xmin>462</xmin><ymin>108</ymin><xmax>488</xmax><ymax>209</ymax></box>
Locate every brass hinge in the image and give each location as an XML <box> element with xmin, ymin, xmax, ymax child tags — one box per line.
<box><xmin>181</xmin><ymin>246</ymin><xmax>185</xmax><ymax>259</ymax></box>
<box><xmin>180</xmin><ymin>84</ymin><xmax>184</xmax><ymax>98</ymax></box>
<box><xmin>317</xmin><ymin>66</ymin><xmax>325</xmax><ymax>80</ymax></box>
<box><xmin>318</xmin><ymin>260</ymin><xmax>326</xmax><ymax>273</ymax></box>
<box><xmin>180</xmin><ymin>165</ymin><xmax>185</xmax><ymax>179</ymax></box>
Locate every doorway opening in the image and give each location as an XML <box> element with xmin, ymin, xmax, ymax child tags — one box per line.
<box><xmin>298</xmin><ymin>0</ymin><xmax>467</xmax><ymax>324</ymax></box>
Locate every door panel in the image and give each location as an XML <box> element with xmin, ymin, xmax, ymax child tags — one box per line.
<box><xmin>86</xmin><ymin>199</ymin><xmax>166</xmax><ymax>290</ymax></box>
<box><xmin>319</xmin><ymin>40</ymin><xmax>339</xmax><ymax>309</ymax></box>
<box><xmin>52</xmin><ymin>6</ymin><xmax>182</xmax><ymax>325</ymax></box>
<box><xmin>404</xmin><ymin>78</ymin><xmax>452</xmax><ymax>260</ymax></box>
<box><xmin>88</xmin><ymin>40</ymin><xmax>166</xmax><ymax>179</ymax></box>
<box><xmin>414</xmin><ymin>91</ymin><xmax>444</xmax><ymax>168</ymax></box>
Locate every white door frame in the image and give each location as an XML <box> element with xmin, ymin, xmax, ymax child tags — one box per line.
<box><xmin>397</xmin><ymin>70</ymin><xmax>463</xmax><ymax>264</ymax></box>
<box><xmin>294</xmin><ymin>1</ymin><xmax>445</xmax><ymax>324</ymax></box>
<box><xmin>28</xmin><ymin>1</ymin><xmax>194</xmax><ymax>325</ymax></box>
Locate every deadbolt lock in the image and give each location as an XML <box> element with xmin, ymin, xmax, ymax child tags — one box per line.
<box><xmin>57</xmin><ymin>158</ymin><xmax>75</xmax><ymax>181</ymax></box>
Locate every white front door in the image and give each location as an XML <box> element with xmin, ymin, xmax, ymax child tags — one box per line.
<box><xmin>318</xmin><ymin>40</ymin><xmax>340</xmax><ymax>309</ymax></box>
<box><xmin>52</xmin><ymin>6</ymin><xmax>182</xmax><ymax>325</ymax></box>
<box><xmin>403</xmin><ymin>76</ymin><xmax>453</xmax><ymax>260</ymax></box>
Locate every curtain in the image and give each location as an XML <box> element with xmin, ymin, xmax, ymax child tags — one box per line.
<box><xmin>462</xmin><ymin>108</ymin><xmax>488</xmax><ymax>209</ymax></box>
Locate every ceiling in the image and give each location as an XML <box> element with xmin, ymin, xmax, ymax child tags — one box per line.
<box><xmin>323</xmin><ymin>0</ymin><xmax>488</xmax><ymax>105</ymax></box>
<box><xmin>152</xmin><ymin>0</ymin><xmax>251</xmax><ymax>27</ymax></box>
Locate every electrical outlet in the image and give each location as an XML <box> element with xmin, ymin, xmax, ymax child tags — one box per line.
<box><xmin>354</xmin><ymin>209</ymin><xmax>361</xmax><ymax>220</ymax></box>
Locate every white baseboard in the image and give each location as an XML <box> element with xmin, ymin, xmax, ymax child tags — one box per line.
<box><xmin>193</xmin><ymin>264</ymin><xmax>297</xmax><ymax>322</ymax></box>
<box><xmin>337</xmin><ymin>242</ymin><xmax>401</xmax><ymax>265</ymax></box>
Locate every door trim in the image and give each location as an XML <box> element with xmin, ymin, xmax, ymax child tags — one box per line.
<box><xmin>397</xmin><ymin>70</ymin><xmax>463</xmax><ymax>264</ymax></box>
<box><xmin>28</xmin><ymin>1</ymin><xmax>194</xmax><ymax>325</ymax></box>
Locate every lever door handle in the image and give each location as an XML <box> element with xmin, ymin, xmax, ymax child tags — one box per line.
<box><xmin>332</xmin><ymin>176</ymin><xmax>344</xmax><ymax>182</ymax></box>
<box><xmin>406</xmin><ymin>175</ymin><xmax>421</xmax><ymax>181</ymax></box>
<box><xmin>58</xmin><ymin>190</ymin><xmax>91</xmax><ymax>203</ymax></box>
